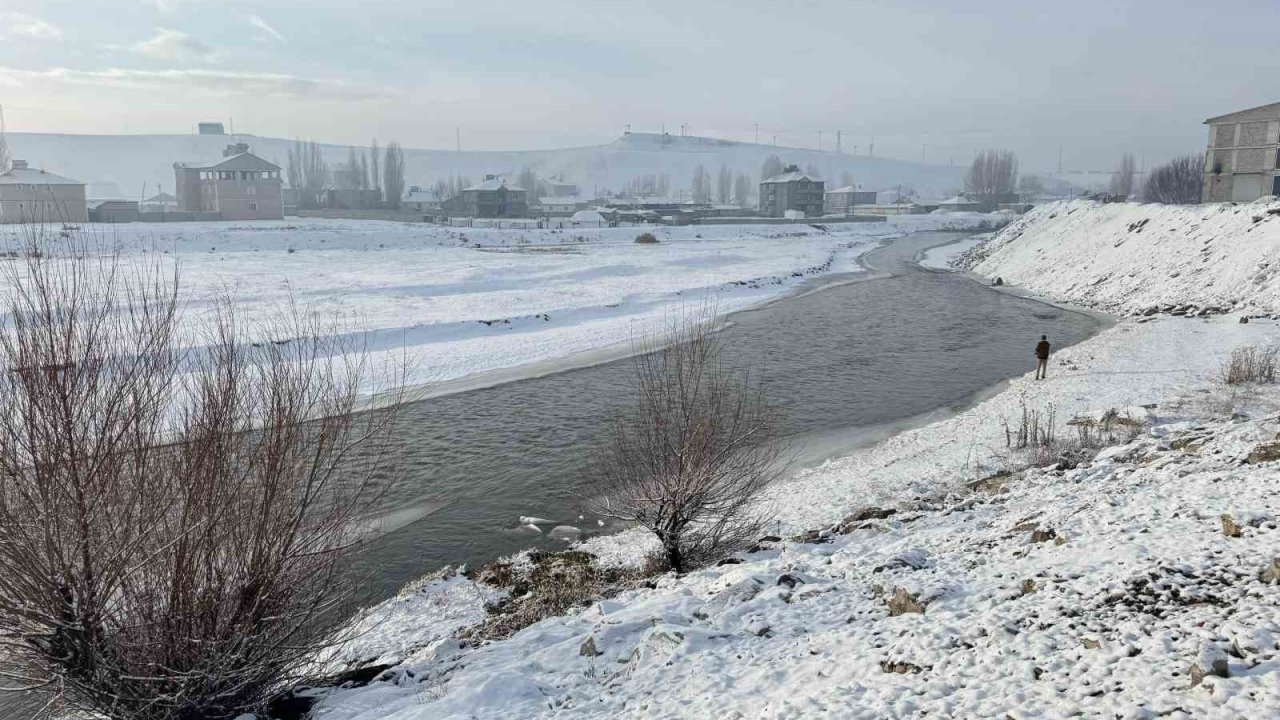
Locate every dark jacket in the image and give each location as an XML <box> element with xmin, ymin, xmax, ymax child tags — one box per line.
<box><xmin>1035</xmin><ymin>340</ymin><xmax>1051</xmax><ymax>360</ymax></box>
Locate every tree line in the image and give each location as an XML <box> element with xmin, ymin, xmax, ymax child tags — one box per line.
<box><xmin>287</xmin><ymin>139</ymin><xmax>407</xmax><ymax>210</ymax></box>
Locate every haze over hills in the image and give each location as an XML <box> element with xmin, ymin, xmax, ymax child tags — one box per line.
<box><xmin>6</xmin><ymin>131</ymin><xmax>966</xmax><ymax>202</ymax></box>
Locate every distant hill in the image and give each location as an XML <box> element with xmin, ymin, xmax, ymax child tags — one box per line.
<box><xmin>6</xmin><ymin>131</ymin><xmax>965</xmax><ymax>201</ymax></box>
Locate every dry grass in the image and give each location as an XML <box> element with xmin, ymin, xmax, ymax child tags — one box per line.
<box><xmin>1221</xmin><ymin>344</ymin><xmax>1278</xmax><ymax>385</ymax></box>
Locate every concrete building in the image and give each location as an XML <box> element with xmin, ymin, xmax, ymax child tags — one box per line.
<box><xmin>759</xmin><ymin>166</ymin><xmax>824</xmax><ymax>218</ymax></box>
<box><xmin>537</xmin><ymin>196</ymin><xmax>584</xmax><ymax>214</ymax></box>
<box><xmin>825</xmin><ymin>186</ymin><xmax>878</xmax><ymax>215</ymax></box>
<box><xmin>936</xmin><ymin>196</ymin><xmax>982</xmax><ymax>213</ymax></box>
<box><xmin>1202</xmin><ymin>102</ymin><xmax>1280</xmax><ymax>203</ymax></box>
<box><xmin>174</xmin><ymin>144</ymin><xmax>284</xmax><ymax>221</ymax></box>
<box><xmin>140</xmin><ymin>191</ymin><xmax>178</xmax><ymax>214</ymax></box>
<box><xmin>88</xmin><ymin>200</ymin><xmax>140</xmax><ymax>223</ymax></box>
<box><xmin>452</xmin><ymin>176</ymin><xmax>527</xmax><ymax>218</ymax></box>
<box><xmin>0</xmin><ymin>160</ymin><xmax>88</xmax><ymax>224</ymax></box>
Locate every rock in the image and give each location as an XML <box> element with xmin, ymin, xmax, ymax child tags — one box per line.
<box><xmin>1260</xmin><ymin>558</ymin><xmax>1280</xmax><ymax>584</ymax></box>
<box><xmin>715</xmin><ymin>557</ymin><xmax>743</xmax><ymax>567</ymax></box>
<box><xmin>1020</xmin><ymin>579</ymin><xmax>1037</xmax><ymax>596</ymax></box>
<box><xmin>1082</xmin><ymin>638</ymin><xmax>1101</xmax><ymax>650</ymax></box>
<box><xmin>1141</xmin><ymin>306</ymin><xmax>1159</xmax><ymax>316</ymax></box>
<box><xmin>1246</xmin><ymin>442</ymin><xmax>1280</xmax><ymax>464</ymax></box>
<box><xmin>992</xmin><ymin>277</ymin><xmax>1004</xmax><ymax>286</ymax></box>
<box><xmin>886</xmin><ymin>587</ymin><xmax>926</xmax><ymax>616</ymax></box>
<box><xmin>1189</xmin><ymin>642</ymin><xmax>1229</xmax><ymax>687</ymax></box>
<box><xmin>793</xmin><ymin>529</ymin><xmax>831</xmax><ymax>544</ymax></box>
<box><xmin>880</xmin><ymin>659</ymin><xmax>925</xmax><ymax>674</ymax></box>
<box><xmin>758</xmin><ymin>535</ymin><xmax>782</xmax><ymax>543</ymax></box>
<box><xmin>1030</xmin><ymin>528</ymin><xmax>1058</xmax><ymax>543</ymax></box>
<box><xmin>1222</xmin><ymin>514</ymin><xmax>1243</xmax><ymax>538</ymax></box>
<box><xmin>579</xmin><ymin>636</ymin><xmax>602</xmax><ymax>657</ymax></box>
<box><xmin>1240</xmin><ymin>316</ymin><xmax>1250</xmax><ymax>324</ymax></box>
<box><xmin>776</xmin><ymin>573</ymin><xmax>802</xmax><ymax>589</ymax></box>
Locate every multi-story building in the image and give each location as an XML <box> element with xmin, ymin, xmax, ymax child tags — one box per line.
<box><xmin>759</xmin><ymin>166</ymin><xmax>824</xmax><ymax>217</ymax></box>
<box><xmin>452</xmin><ymin>176</ymin><xmax>527</xmax><ymax>218</ymax></box>
<box><xmin>1202</xmin><ymin>102</ymin><xmax>1280</xmax><ymax>203</ymax></box>
<box><xmin>824</xmin><ymin>186</ymin><xmax>877</xmax><ymax>215</ymax></box>
<box><xmin>0</xmin><ymin>160</ymin><xmax>88</xmax><ymax>224</ymax></box>
<box><xmin>174</xmin><ymin>143</ymin><xmax>284</xmax><ymax>221</ymax></box>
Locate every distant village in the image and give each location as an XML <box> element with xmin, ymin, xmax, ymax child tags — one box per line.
<box><xmin>3</xmin><ymin>101</ymin><xmax>1278</xmax><ymax>227</ymax></box>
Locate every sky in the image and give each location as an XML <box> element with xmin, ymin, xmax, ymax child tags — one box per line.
<box><xmin>1</xmin><ymin>0</ymin><xmax>1278</xmax><ymax>172</ymax></box>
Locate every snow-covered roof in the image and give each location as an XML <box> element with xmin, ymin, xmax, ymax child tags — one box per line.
<box><xmin>463</xmin><ymin>178</ymin><xmax>525</xmax><ymax>192</ymax></box>
<box><xmin>1204</xmin><ymin>101</ymin><xmax>1280</xmax><ymax>124</ymax></box>
<box><xmin>0</xmin><ymin>165</ymin><xmax>83</xmax><ymax>186</ymax></box>
<box><xmin>761</xmin><ymin>171</ymin><xmax>820</xmax><ymax>184</ymax></box>
<box><xmin>403</xmin><ymin>189</ymin><xmax>437</xmax><ymax>203</ymax></box>
<box><xmin>539</xmin><ymin>196</ymin><xmax>580</xmax><ymax>205</ymax></box>
<box><xmin>571</xmin><ymin>210</ymin><xmax>607</xmax><ymax>223</ymax></box>
<box><xmin>826</xmin><ymin>185</ymin><xmax>875</xmax><ymax>195</ymax></box>
<box><xmin>142</xmin><ymin>192</ymin><xmax>177</xmax><ymax>203</ymax></box>
<box><xmin>938</xmin><ymin>196</ymin><xmax>979</xmax><ymax>206</ymax></box>
<box><xmin>175</xmin><ymin>153</ymin><xmax>280</xmax><ymax>172</ymax></box>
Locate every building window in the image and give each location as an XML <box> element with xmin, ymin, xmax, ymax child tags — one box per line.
<box><xmin>247</xmin><ymin>185</ymin><xmax>257</xmax><ymax>196</ymax></box>
<box><xmin>249</xmin><ymin>201</ymin><xmax>258</xmax><ymax>211</ymax></box>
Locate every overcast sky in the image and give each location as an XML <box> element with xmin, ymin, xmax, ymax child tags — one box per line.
<box><xmin>1</xmin><ymin>0</ymin><xmax>1277</xmax><ymax>172</ymax></box>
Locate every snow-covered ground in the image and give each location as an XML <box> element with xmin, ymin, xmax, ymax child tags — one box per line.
<box><xmin>313</xmin><ymin>200</ymin><xmax>1280</xmax><ymax>719</ymax></box>
<box><xmin>0</xmin><ymin>215</ymin><xmax>985</xmax><ymax>390</ymax></box>
<box><xmin>962</xmin><ymin>198</ymin><xmax>1280</xmax><ymax>316</ymax></box>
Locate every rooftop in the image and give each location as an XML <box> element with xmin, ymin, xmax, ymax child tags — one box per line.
<box><xmin>761</xmin><ymin>170</ymin><xmax>821</xmax><ymax>185</ymax></box>
<box><xmin>0</xmin><ymin>161</ymin><xmax>83</xmax><ymax>186</ymax></box>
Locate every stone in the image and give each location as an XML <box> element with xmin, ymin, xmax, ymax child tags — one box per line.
<box><xmin>757</xmin><ymin>535</ymin><xmax>782</xmax><ymax>543</ymax></box>
<box><xmin>886</xmin><ymin>587</ymin><xmax>926</xmax><ymax>616</ymax></box>
<box><xmin>1030</xmin><ymin>528</ymin><xmax>1058</xmax><ymax>543</ymax></box>
<box><xmin>1222</xmin><ymin>514</ymin><xmax>1243</xmax><ymax>538</ymax></box>
<box><xmin>1020</xmin><ymin>579</ymin><xmax>1037</xmax><ymax>596</ymax></box>
<box><xmin>992</xmin><ymin>277</ymin><xmax>1004</xmax><ymax>286</ymax></box>
<box><xmin>1240</xmin><ymin>316</ymin><xmax>1250</xmax><ymax>324</ymax></box>
<box><xmin>579</xmin><ymin>636</ymin><xmax>602</xmax><ymax>657</ymax></box>
<box><xmin>1189</xmin><ymin>642</ymin><xmax>1229</xmax><ymax>687</ymax></box>
<box><xmin>1260</xmin><ymin>558</ymin><xmax>1280</xmax><ymax>584</ymax></box>
<box><xmin>776</xmin><ymin>573</ymin><xmax>802</xmax><ymax>589</ymax></box>
<box><xmin>1246</xmin><ymin>442</ymin><xmax>1280</xmax><ymax>464</ymax></box>
<box><xmin>880</xmin><ymin>659</ymin><xmax>925</xmax><ymax>674</ymax></box>
<box><xmin>715</xmin><ymin>558</ymin><xmax>743</xmax><ymax>567</ymax></box>
<box><xmin>1082</xmin><ymin>638</ymin><xmax>1101</xmax><ymax>650</ymax></box>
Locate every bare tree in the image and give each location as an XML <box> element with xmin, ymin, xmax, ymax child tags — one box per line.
<box><xmin>0</xmin><ymin>129</ymin><xmax>10</xmax><ymax>174</ymax></box>
<box><xmin>0</xmin><ymin>226</ymin><xmax>403</xmax><ymax>719</ymax></box>
<box><xmin>1109</xmin><ymin>153</ymin><xmax>1137</xmax><ymax>199</ymax></box>
<box><xmin>286</xmin><ymin>140</ymin><xmax>327</xmax><ymax>209</ymax></box>
<box><xmin>760</xmin><ymin>155</ymin><xmax>784</xmax><ymax>181</ymax></box>
<box><xmin>964</xmin><ymin>149</ymin><xmax>1018</xmax><ymax>211</ymax></box>
<box><xmin>585</xmin><ymin>309</ymin><xmax>785</xmax><ymax>572</ymax></box>
<box><xmin>517</xmin><ymin>167</ymin><xmax>539</xmax><ymax>196</ymax></box>
<box><xmin>691</xmin><ymin>165</ymin><xmax>711</xmax><ymax>203</ymax></box>
<box><xmin>369</xmin><ymin>138</ymin><xmax>381</xmax><ymax>203</ymax></box>
<box><xmin>716</xmin><ymin>164</ymin><xmax>731</xmax><ymax>204</ymax></box>
<box><xmin>1143</xmin><ymin>155</ymin><xmax>1202</xmax><ymax>204</ymax></box>
<box><xmin>382</xmin><ymin>141</ymin><xmax>406</xmax><ymax>210</ymax></box>
<box><xmin>733</xmin><ymin>173</ymin><xmax>751</xmax><ymax>207</ymax></box>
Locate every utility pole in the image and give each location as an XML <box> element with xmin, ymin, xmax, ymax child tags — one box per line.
<box><xmin>754</xmin><ymin>123</ymin><xmax>759</xmax><ymax>144</ymax></box>
<box><xmin>869</xmin><ymin>137</ymin><xmax>875</xmax><ymax>158</ymax></box>
<box><xmin>836</xmin><ymin>130</ymin><xmax>842</xmax><ymax>154</ymax></box>
<box><xmin>456</xmin><ymin>127</ymin><xmax>461</xmax><ymax>152</ymax></box>
<box><xmin>1058</xmin><ymin>145</ymin><xmax>1063</xmax><ymax>177</ymax></box>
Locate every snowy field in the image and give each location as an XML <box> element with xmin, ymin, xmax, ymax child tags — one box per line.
<box><xmin>0</xmin><ymin>215</ymin><xmax>986</xmax><ymax>391</ymax></box>
<box><xmin>311</xmin><ymin>201</ymin><xmax>1280</xmax><ymax>719</ymax></box>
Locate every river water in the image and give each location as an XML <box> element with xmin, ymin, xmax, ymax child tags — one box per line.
<box><xmin>355</xmin><ymin>231</ymin><xmax>1102</xmax><ymax>599</ymax></box>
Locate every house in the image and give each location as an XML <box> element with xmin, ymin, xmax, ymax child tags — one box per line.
<box><xmin>453</xmin><ymin>176</ymin><xmax>527</xmax><ymax>218</ymax></box>
<box><xmin>537</xmin><ymin>196</ymin><xmax>583</xmax><ymax>214</ymax></box>
<box><xmin>1202</xmin><ymin>102</ymin><xmax>1280</xmax><ymax>203</ymax></box>
<box><xmin>544</xmin><ymin>180</ymin><xmax>578</xmax><ymax>197</ymax></box>
<box><xmin>88</xmin><ymin>200</ymin><xmax>140</xmax><ymax>223</ymax></box>
<box><xmin>759</xmin><ymin>166</ymin><xmax>824</xmax><ymax>218</ymax></box>
<box><xmin>936</xmin><ymin>196</ymin><xmax>982</xmax><ymax>213</ymax></box>
<box><xmin>402</xmin><ymin>187</ymin><xmax>441</xmax><ymax>214</ymax></box>
<box><xmin>825</xmin><ymin>186</ymin><xmax>878</xmax><ymax>215</ymax></box>
<box><xmin>0</xmin><ymin>160</ymin><xmax>88</xmax><ymax>224</ymax></box>
<box><xmin>173</xmin><ymin>143</ymin><xmax>284</xmax><ymax>221</ymax></box>
<box><xmin>140</xmin><ymin>191</ymin><xmax>178</xmax><ymax>214</ymax></box>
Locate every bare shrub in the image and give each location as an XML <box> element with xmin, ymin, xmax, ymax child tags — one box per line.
<box><xmin>584</xmin><ymin>309</ymin><xmax>785</xmax><ymax>572</ymax></box>
<box><xmin>634</xmin><ymin>232</ymin><xmax>659</xmax><ymax>244</ymax></box>
<box><xmin>1221</xmin><ymin>344</ymin><xmax>1278</xmax><ymax>385</ymax></box>
<box><xmin>0</xmin><ymin>227</ymin><xmax>403</xmax><ymax>719</ymax></box>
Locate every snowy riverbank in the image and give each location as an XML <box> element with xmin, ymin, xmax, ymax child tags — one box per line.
<box><xmin>0</xmin><ymin>216</ymin><xmax>992</xmax><ymax>393</ymax></box>
<box><xmin>314</xmin><ymin>201</ymin><xmax>1280</xmax><ymax>719</ymax></box>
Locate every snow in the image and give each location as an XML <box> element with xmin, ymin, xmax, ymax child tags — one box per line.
<box><xmin>0</xmin><ymin>214</ymin><xmax>984</xmax><ymax>392</ymax></box>
<box><xmin>961</xmin><ymin>198</ymin><xmax>1280</xmax><ymax>316</ymax></box>
<box><xmin>313</xmin><ymin>201</ymin><xmax>1280</xmax><ymax>719</ymax></box>
<box><xmin>917</xmin><ymin>235</ymin><xmax>985</xmax><ymax>270</ymax></box>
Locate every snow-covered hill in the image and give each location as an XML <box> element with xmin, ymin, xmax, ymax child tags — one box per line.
<box><xmin>962</xmin><ymin>198</ymin><xmax>1280</xmax><ymax>317</ymax></box>
<box><xmin>5</xmin><ymin>131</ymin><xmax>963</xmax><ymax>201</ymax></box>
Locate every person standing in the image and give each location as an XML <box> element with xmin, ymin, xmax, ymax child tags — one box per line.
<box><xmin>1035</xmin><ymin>335</ymin><xmax>1051</xmax><ymax>380</ymax></box>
